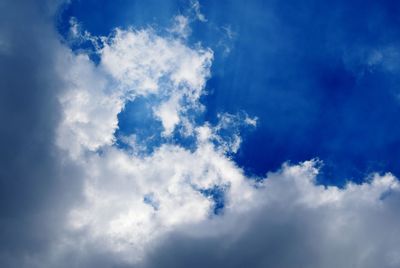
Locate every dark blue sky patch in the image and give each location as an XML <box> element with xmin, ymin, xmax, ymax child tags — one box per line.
<box><xmin>115</xmin><ymin>96</ymin><xmax>165</xmax><ymax>154</ymax></box>
<box><xmin>115</xmin><ymin>96</ymin><xmax>202</xmax><ymax>154</ymax></box>
<box><xmin>198</xmin><ymin>0</ymin><xmax>400</xmax><ymax>185</ymax></box>
<box><xmin>57</xmin><ymin>0</ymin><xmax>182</xmax><ymax>36</ymax></box>
<box><xmin>199</xmin><ymin>185</ymin><xmax>226</xmax><ymax>215</ymax></box>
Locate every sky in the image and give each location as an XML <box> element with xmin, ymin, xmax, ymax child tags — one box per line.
<box><xmin>1</xmin><ymin>0</ymin><xmax>400</xmax><ymax>267</ymax></box>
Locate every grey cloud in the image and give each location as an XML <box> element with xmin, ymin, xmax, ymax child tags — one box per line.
<box><xmin>0</xmin><ymin>0</ymin><xmax>83</xmax><ymax>266</ymax></box>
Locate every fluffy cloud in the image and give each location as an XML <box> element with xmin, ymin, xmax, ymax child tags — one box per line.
<box><xmin>57</xmin><ymin>22</ymin><xmax>255</xmax><ymax>263</ymax></box>
<box><xmin>2</xmin><ymin>1</ymin><xmax>400</xmax><ymax>268</ymax></box>
<box><xmin>57</xmin><ymin>53</ymin><xmax>121</xmax><ymax>156</ymax></box>
<box><xmin>59</xmin><ymin>151</ymin><xmax>400</xmax><ymax>268</ymax></box>
<box><xmin>58</xmin><ymin>25</ymin><xmax>213</xmax><ymax>157</ymax></box>
<box><xmin>54</xmin><ymin>16</ymin><xmax>400</xmax><ymax>268</ymax></box>
<box><xmin>141</xmin><ymin>165</ymin><xmax>400</xmax><ymax>268</ymax></box>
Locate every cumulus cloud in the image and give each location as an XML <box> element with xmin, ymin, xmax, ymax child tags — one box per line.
<box><xmin>58</xmin><ymin>24</ymin><xmax>213</xmax><ymax>156</ymax></box>
<box><xmin>141</xmin><ymin>164</ymin><xmax>400</xmax><ymax>268</ymax></box>
<box><xmin>2</xmin><ymin>1</ymin><xmax>400</xmax><ymax>268</ymax></box>
<box><xmin>56</xmin><ymin>19</ymin><xmax>255</xmax><ymax>263</ymax></box>
<box><xmin>54</xmin><ymin>14</ymin><xmax>400</xmax><ymax>268</ymax></box>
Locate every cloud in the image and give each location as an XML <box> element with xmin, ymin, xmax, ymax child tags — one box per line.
<box><xmin>190</xmin><ymin>0</ymin><xmax>207</xmax><ymax>22</ymax></box>
<box><xmin>169</xmin><ymin>15</ymin><xmax>191</xmax><ymax>39</ymax></box>
<box><xmin>142</xmin><ymin>164</ymin><xmax>400</xmax><ymax>268</ymax></box>
<box><xmin>0</xmin><ymin>0</ymin><xmax>85</xmax><ymax>267</ymax></box>
<box><xmin>100</xmin><ymin>28</ymin><xmax>212</xmax><ymax>96</ymax></box>
<box><xmin>54</xmin><ymin>17</ymin><xmax>400</xmax><ymax>268</ymax></box>
<box><xmin>167</xmin><ymin>0</ymin><xmax>208</xmax><ymax>40</ymax></box>
<box><xmin>57</xmin><ymin>52</ymin><xmax>121</xmax><ymax>157</ymax></box>
<box><xmin>64</xmin><ymin>143</ymin><xmax>253</xmax><ymax>263</ymax></box>
<box><xmin>56</xmin><ymin>20</ymin><xmax>255</xmax><ymax>264</ymax></box>
<box><xmin>2</xmin><ymin>1</ymin><xmax>400</xmax><ymax>268</ymax></box>
<box><xmin>58</xmin><ymin>25</ymin><xmax>213</xmax><ymax>156</ymax></box>
<box><xmin>99</xmin><ymin>27</ymin><xmax>212</xmax><ymax>137</ymax></box>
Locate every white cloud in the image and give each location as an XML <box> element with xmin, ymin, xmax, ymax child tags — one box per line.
<box><xmin>56</xmin><ymin>23</ymin><xmax>258</xmax><ymax>261</ymax></box>
<box><xmin>57</xmin><ymin>23</ymin><xmax>213</xmax><ymax>158</ymax></box>
<box><xmin>99</xmin><ymin>27</ymin><xmax>213</xmax><ymax>136</ymax></box>
<box><xmin>169</xmin><ymin>15</ymin><xmax>191</xmax><ymax>39</ymax></box>
<box><xmin>100</xmin><ymin>28</ymin><xmax>212</xmax><ymax>96</ymax></box>
<box><xmin>153</xmin><ymin>94</ymin><xmax>181</xmax><ymax>136</ymax></box>
<box><xmin>65</xmin><ymin>143</ymin><xmax>253</xmax><ymax>263</ymax></box>
<box><xmin>3</xmin><ymin>1</ymin><xmax>400</xmax><ymax>267</ymax></box>
<box><xmin>61</xmin><ymin>147</ymin><xmax>400</xmax><ymax>267</ymax></box>
<box><xmin>140</xmin><ymin>163</ymin><xmax>400</xmax><ymax>268</ymax></box>
<box><xmin>205</xmin><ymin>112</ymin><xmax>257</xmax><ymax>154</ymax></box>
<box><xmin>56</xmin><ymin>52</ymin><xmax>122</xmax><ymax>158</ymax></box>
<box><xmin>51</xmin><ymin>15</ymin><xmax>400</xmax><ymax>268</ymax></box>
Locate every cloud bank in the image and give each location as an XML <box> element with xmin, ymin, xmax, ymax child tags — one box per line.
<box><xmin>1</xmin><ymin>0</ymin><xmax>400</xmax><ymax>267</ymax></box>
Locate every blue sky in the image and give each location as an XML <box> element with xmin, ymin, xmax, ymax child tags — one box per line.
<box><xmin>2</xmin><ymin>0</ymin><xmax>400</xmax><ymax>267</ymax></box>
<box><xmin>59</xmin><ymin>0</ymin><xmax>400</xmax><ymax>185</ymax></box>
